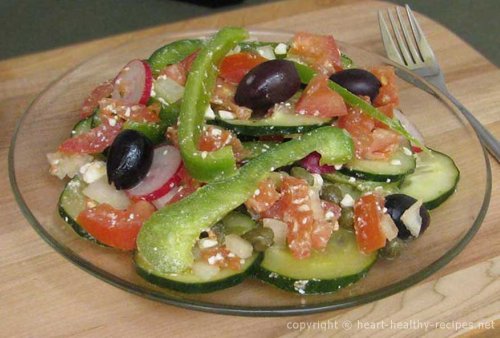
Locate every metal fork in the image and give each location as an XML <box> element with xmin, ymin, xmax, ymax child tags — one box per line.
<box><xmin>378</xmin><ymin>5</ymin><xmax>500</xmax><ymax>162</ymax></box>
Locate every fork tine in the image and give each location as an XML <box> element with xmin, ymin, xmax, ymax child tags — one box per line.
<box><xmin>387</xmin><ymin>8</ymin><xmax>413</xmax><ymax>66</ymax></box>
<box><xmin>378</xmin><ymin>10</ymin><xmax>405</xmax><ymax>65</ymax></box>
<box><xmin>396</xmin><ymin>6</ymin><xmax>420</xmax><ymax>63</ymax></box>
<box><xmin>405</xmin><ymin>4</ymin><xmax>436</xmax><ymax>62</ymax></box>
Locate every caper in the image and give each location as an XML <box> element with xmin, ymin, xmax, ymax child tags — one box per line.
<box><xmin>242</xmin><ymin>227</ymin><xmax>274</xmax><ymax>252</ymax></box>
<box><xmin>320</xmin><ymin>184</ymin><xmax>344</xmax><ymax>204</ymax></box>
<box><xmin>379</xmin><ymin>238</ymin><xmax>407</xmax><ymax>259</ymax></box>
<box><xmin>211</xmin><ymin>222</ymin><xmax>225</xmax><ymax>244</ymax></box>
<box><xmin>338</xmin><ymin>207</ymin><xmax>354</xmax><ymax>229</ymax></box>
<box><xmin>290</xmin><ymin>166</ymin><xmax>314</xmax><ymax>185</ymax></box>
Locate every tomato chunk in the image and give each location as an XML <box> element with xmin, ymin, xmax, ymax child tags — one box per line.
<box><xmin>77</xmin><ymin>201</ymin><xmax>155</xmax><ymax>250</ymax></box>
<box><xmin>245</xmin><ymin>178</ymin><xmax>281</xmax><ymax>214</ymax></box>
<box><xmin>295</xmin><ymin>75</ymin><xmax>347</xmax><ymax>118</ymax></box>
<box><xmin>211</xmin><ymin>78</ymin><xmax>252</xmax><ymax>120</ymax></box>
<box><xmin>80</xmin><ymin>81</ymin><xmax>114</xmax><ymax>119</ymax></box>
<box><xmin>219</xmin><ymin>52</ymin><xmax>267</xmax><ymax>84</ymax></box>
<box><xmin>160</xmin><ymin>51</ymin><xmax>198</xmax><ymax>86</ymax></box>
<box><xmin>288</xmin><ymin>32</ymin><xmax>342</xmax><ymax>75</ymax></box>
<box><xmin>353</xmin><ymin>193</ymin><xmax>386</xmax><ymax>254</ymax></box>
<box><xmin>58</xmin><ymin>118</ymin><xmax>122</xmax><ymax>154</ymax></box>
<box><xmin>370</xmin><ymin>66</ymin><xmax>399</xmax><ymax>107</ymax></box>
<box><xmin>99</xmin><ymin>98</ymin><xmax>160</xmax><ymax>123</ymax></box>
<box><xmin>198</xmin><ymin>125</ymin><xmax>247</xmax><ymax>161</ymax></box>
<box><xmin>338</xmin><ymin>107</ymin><xmax>401</xmax><ymax>160</ymax></box>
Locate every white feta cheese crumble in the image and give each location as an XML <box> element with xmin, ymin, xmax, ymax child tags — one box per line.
<box><xmin>402</xmin><ymin>147</ymin><xmax>413</xmax><ymax>156</ymax></box>
<box><xmin>79</xmin><ymin>160</ymin><xmax>106</xmax><ymax>184</ymax></box>
<box><xmin>198</xmin><ymin>238</ymin><xmax>218</xmax><ymax>249</ymax></box>
<box><xmin>274</xmin><ymin>43</ymin><xmax>288</xmax><ymax>55</ymax></box>
<box><xmin>218</xmin><ymin>110</ymin><xmax>235</xmax><ymax>120</ymax></box>
<box><xmin>47</xmin><ymin>152</ymin><xmax>93</xmax><ymax>179</ymax></box>
<box><xmin>334</xmin><ymin>164</ymin><xmax>343</xmax><ymax>170</ymax></box>
<box><xmin>390</xmin><ymin>159</ymin><xmax>402</xmax><ymax>166</ymax></box>
<box><xmin>340</xmin><ymin>194</ymin><xmax>355</xmax><ymax>208</ymax></box>
<box><xmin>348</xmin><ymin>177</ymin><xmax>356</xmax><ymax>183</ymax></box>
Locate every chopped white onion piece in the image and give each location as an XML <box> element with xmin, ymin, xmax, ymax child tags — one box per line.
<box><xmin>225</xmin><ymin>234</ymin><xmax>253</xmax><ymax>259</ymax></box>
<box><xmin>256</xmin><ymin>45</ymin><xmax>276</xmax><ymax>60</ymax></box>
<box><xmin>82</xmin><ymin>176</ymin><xmax>131</xmax><ymax>210</ymax></box>
<box><xmin>400</xmin><ymin>200</ymin><xmax>424</xmax><ymax>237</ymax></box>
<box><xmin>263</xmin><ymin>218</ymin><xmax>287</xmax><ymax>247</ymax></box>
<box><xmin>153</xmin><ymin>76</ymin><xmax>184</xmax><ymax>104</ymax></box>
<box><xmin>380</xmin><ymin>214</ymin><xmax>399</xmax><ymax>241</ymax></box>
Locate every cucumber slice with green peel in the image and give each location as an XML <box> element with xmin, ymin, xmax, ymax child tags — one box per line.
<box><xmin>123</xmin><ymin>120</ymin><xmax>166</xmax><ymax>144</ymax></box>
<box><xmin>400</xmin><ymin>150</ymin><xmax>459</xmax><ymax>210</ymax></box>
<box><xmin>135</xmin><ymin>252</ymin><xmax>262</xmax><ymax>293</ymax></box>
<box><xmin>58</xmin><ymin>177</ymin><xmax>100</xmax><ymax>243</ymax></box>
<box><xmin>213</xmin><ymin>110</ymin><xmax>331</xmax><ymax>136</ymax></box>
<box><xmin>339</xmin><ymin>148</ymin><xmax>416</xmax><ymax>182</ymax></box>
<box><xmin>255</xmin><ymin>229</ymin><xmax>377</xmax><ymax>294</ymax></box>
<box><xmin>322</xmin><ymin>171</ymin><xmax>400</xmax><ymax>194</ymax></box>
<box><xmin>221</xmin><ymin>211</ymin><xmax>257</xmax><ymax>236</ymax></box>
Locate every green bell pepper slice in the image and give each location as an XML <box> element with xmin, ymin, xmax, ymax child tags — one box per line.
<box><xmin>148</xmin><ymin>39</ymin><xmax>205</xmax><ymax>75</ymax></box>
<box><xmin>293</xmin><ymin>62</ymin><xmax>426</xmax><ymax>150</ymax></box>
<box><xmin>178</xmin><ymin>27</ymin><xmax>249</xmax><ymax>182</ymax></box>
<box><xmin>137</xmin><ymin>126</ymin><xmax>354</xmax><ymax>274</ymax></box>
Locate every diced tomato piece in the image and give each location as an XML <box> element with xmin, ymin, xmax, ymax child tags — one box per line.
<box><xmin>219</xmin><ymin>52</ymin><xmax>267</xmax><ymax>84</ymax></box>
<box><xmin>160</xmin><ymin>51</ymin><xmax>199</xmax><ymax>86</ymax></box>
<box><xmin>58</xmin><ymin>118</ymin><xmax>122</xmax><ymax>154</ymax></box>
<box><xmin>338</xmin><ymin>107</ymin><xmax>401</xmax><ymax>160</ymax></box>
<box><xmin>353</xmin><ymin>193</ymin><xmax>386</xmax><ymax>254</ymax></box>
<box><xmin>200</xmin><ymin>246</ymin><xmax>241</xmax><ymax>271</ymax></box>
<box><xmin>211</xmin><ymin>78</ymin><xmax>252</xmax><ymax>120</ymax></box>
<box><xmin>373</xmin><ymin>103</ymin><xmax>395</xmax><ymax>129</ymax></box>
<box><xmin>99</xmin><ymin>98</ymin><xmax>160</xmax><ymax>123</ymax></box>
<box><xmin>288</xmin><ymin>32</ymin><xmax>342</xmax><ymax>75</ymax></box>
<box><xmin>245</xmin><ymin>178</ymin><xmax>281</xmax><ymax>214</ymax></box>
<box><xmin>295</xmin><ymin>75</ymin><xmax>347</xmax><ymax>118</ymax></box>
<box><xmin>80</xmin><ymin>81</ymin><xmax>114</xmax><ymax>119</ymax></box>
<box><xmin>77</xmin><ymin>201</ymin><xmax>155</xmax><ymax>250</ymax></box>
<box><xmin>198</xmin><ymin>125</ymin><xmax>248</xmax><ymax>161</ymax></box>
<box><xmin>370</xmin><ymin>66</ymin><xmax>399</xmax><ymax>107</ymax></box>
<box><xmin>166</xmin><ymin>166</ymin><xmax>201</xmax><ymax>205</ymax></box>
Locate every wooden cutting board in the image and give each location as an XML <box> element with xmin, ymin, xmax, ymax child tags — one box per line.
<box><xmin>0</xmin><ymin>0</ymin><xmax>498</xmax><ymax>336</ymax></box>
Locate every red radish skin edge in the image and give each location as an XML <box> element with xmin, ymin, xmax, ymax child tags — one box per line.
<box><xmin>128</xmin><ymin>165</ymin><xmax>183</xmax><ymax>202</ymax></box>
<box><xmin>112</xmin><ymin>59</ymin><xmax>152</xmax><ymax>105</ymax></box>
<box><xmin>140</xmin><ymin>61</ymin><xmax>153</xmax><ymax>105</ymax></box>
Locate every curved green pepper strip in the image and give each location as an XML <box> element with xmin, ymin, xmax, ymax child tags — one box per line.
<box><xmin>148</xmin><ymin>39</ymin><xmax>205</xmax><ymax>75</ymax></box>
<box><xmin>137</xmin><ymin>126</ymin><xmax>354</xmax><ymax>274</ymax></box>
<box><xmin>293</xmin><ymin>62</ymin><xmax>426</xmax><ymax>150</ymax></box>
<box><xmin>178</xmin><ymin>27</ymin><xmax>249</xmax><ymax>182</ymax></box>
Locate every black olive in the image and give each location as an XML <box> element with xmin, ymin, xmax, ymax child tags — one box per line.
<box><xmin>106</xmin><ymin>129</ymin><xmax>153</xmax><ymax>190</ymax></box>
<box><xmin>235</xmin><ymin>59</ymin><xmax>300</xmax><ymax>111</ymax></box>
<box><xmin>385</xmin><ymin>194</ymin><xmax>430</xmax><ymax>239</ymax></box>
<box><xmin>329</xmin><ymin>69</ymin><xmax>381</xmax><ymax>101</ymax></box>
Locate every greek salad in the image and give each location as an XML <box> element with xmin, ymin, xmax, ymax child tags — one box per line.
<box><xmin>48</xmin><ymin>27</ymin><xmax>459</xmax><ymax>294</ymax></box>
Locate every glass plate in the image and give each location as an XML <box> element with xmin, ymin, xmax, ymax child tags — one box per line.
<box><xmin>9</xmin><ymin>29</ymin><xmax>491</xmax><ymax>316</ymax></box>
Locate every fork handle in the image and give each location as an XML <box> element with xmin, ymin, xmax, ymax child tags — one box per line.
<box><xmin>444</xmin><ymin>92</ymin><xmax>500</xmax><ymax>162</ymax></box>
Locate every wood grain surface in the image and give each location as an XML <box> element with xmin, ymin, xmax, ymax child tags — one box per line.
<box><xmin>1</xmin><ymin>0</ymin><xmax>498</xmax><ymax>337</ymax></box>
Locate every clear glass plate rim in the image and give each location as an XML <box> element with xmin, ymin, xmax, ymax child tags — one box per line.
<box><xmin>8</xmin><ymin>28</ymin><xmax>492</xmax><ymax>316</ymax></box>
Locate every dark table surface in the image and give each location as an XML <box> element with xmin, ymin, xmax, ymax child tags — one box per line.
<box><xmin>1</xmin><ymin>0</ymin><xmax>499</xmax><ymax>66</ymax></box>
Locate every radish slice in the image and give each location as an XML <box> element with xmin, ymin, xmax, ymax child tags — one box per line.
<box><xmin>393</xmin><ymin>109</ymin><xmax>425</xmax><ymax>145</ymax></box>
<box><xmin>126</xmin><ymin>145</ymin><xmax>182</xmax><ymax>201</ymax></box>
<box><xmin>152</xmin><ymin>186</ymin><xmax>181</xmax><ymax>209</ymax></box>
<box><xmin>112</xmin><ymin>59</ymin><xmax>152</xmax><ymax>105</ymax></box>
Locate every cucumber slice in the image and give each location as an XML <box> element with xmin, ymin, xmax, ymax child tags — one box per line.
<box><xmin>322</xmin><ymin>171</ymin><xmax>400</xmax><ymax>194</ymax></box>
<box><xmin>221</xmin><ymin>211</ymin><xmax>257</xmax><ymax>236</ymax></box>
<box><xmin>255</xmin><ymin>229</ymin><xmax>377</xmax><ymax>294</ymax></box>
<box><xmin>58</xmin><ymin>177</ymin><xmax>99</xmax><ymax>242</ymax></box>
<box><xmin>339</xmin><ymin>148</ymin><xmax>416</xmax><ymax>182</ymax></box>
<box><xmin>213</xmin><ymin>110</ymin><xmax>331</xmax><ymax>136</ymax></box>
<box><xmin>400</xmin><ymin>150</ymin><xmax>459</xmax><ymax>209</ymax></box>
<box><xmin>135</xmin><ymin>252</ymin><xmax>262</xmax><ymax>293</ymax></box>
